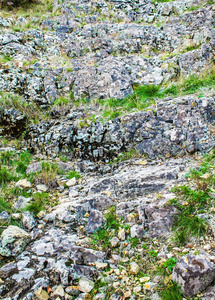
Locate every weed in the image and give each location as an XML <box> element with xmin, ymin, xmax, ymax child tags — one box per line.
<box><xmin>110</xmin><ymin>149</ymin><xmax>142</xmax><ymax>164</ymax></box>
<box><xmin>53</xmin><ymin>97</ymin><xmax>70</xmax><ymax>106</ymax></box>
<box><xmin>0</xmin><ymin>92</ymin><xmax>47</xmax><ymax>123</ymax></box>
<box><xmin>16</xmin><ymin>150</ymin><xmax>32</xmax><ymax>174</ymax></box>
<box><xmin>66</xmin><ymin>170</ymin><xmax>81</xmax><ymax>180</ymax></box>
<box><xmin>158</xmin><ymin>257</ymin><xmax>178</xmax><ymax>276</ymax></box>
<box><xmin>0</xmin><ymin>165</ymin><xmax>14</xmax><ymax>186</ymax></box>
<box><xmin>170</xmin><ymin>150</ymin><xmax>215</xmax><ymax>245</ymax></box>
<box><xmin>130</xmin><ymin>237</ymin><xmax>140</xmax><ymax>248</ymax></box>
<box><xmin>0</xmin><ymin>150</ymin><xmax>15</xmax><ymax>165</ymax></box>
<box><xmin>24</xmin><ymin>192</ymin><xmax>49</xmax><ymax>216</ymax></box>
<box><xmin>91</xmin><ymin>207</ymin><xmax>121</xmax><ymax>250</ymax></box>
<box><xmin>159</xmin><ymin>281</ymin><xmax>183</xmax><ymax>300</ymax></box>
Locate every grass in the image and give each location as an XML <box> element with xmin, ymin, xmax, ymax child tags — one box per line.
<box><xmin>32</xmin><ymin>161</ymin><xmax>63</xmax><ymax>189</ymax></box>
<box><xmin>0</xmin><ymin>0</ymin><xmax>55</xmax><ymax>30</ymax></box>
<box><xmin>170</xmin><ymin>150</ymin><xmax>215</xmax><ymax>245</ymax></box>
<box><xmin>159</xmin><ymin>281</ymin><xmax>183</xmax><ymax>300</ymax></box>
<box><xmin>24</xmin><ymin>192</ymin><xmax>49</xmax><ymax>215</ymax></box>
<box><xmin>66</xmin><ymin>170</ymin><xmax>81</xmax><ymax>180</ymax></box>
<box><xmin>91</xmin><ymin>206</ymin><xmax>121</xmax><ymax>250</ymax></box>
<box><xmin>110</xmin><ymin>149</ymin><xmax>143</xmax><ymax>164</ymax></box>
<box><xmin>0</xmin><ymin>92</ymin><xmax>47</xmax><ymax>124</ymax></box>
<box><xmin>74</xmin><ymin>66</ymin><xmax>215</xmax><ymax>121</ymax></box>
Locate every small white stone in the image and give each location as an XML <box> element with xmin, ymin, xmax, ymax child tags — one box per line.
<box><xmin>113</xmin><ymin>282</ymin><xmax>120</xmax><ymax>289</ymax></box>
<box><xmin>95</xmin><ymin>262</ymin><xmax>108</xmax><ymax>270</ymax></box>
<box><xmin>51</xmin><ymin>285</ymin><xmax>64</xmax><ymax>298</ymax></box>
<box><xmin>36</xmin><ymin>184</ymin><xmax>48</xmax><ymax>192</ymax></box>
<box><xmin>78</xmin><ymin>277</ymin><xmax>94</xmax><ymax>293</ymax></box>
<box><xmin>34</xmin><ymin>287</ymin><xmax>49</xmax><ymax>300</ymax></box>
<box><xmin>118</xmin><ymin>228</ymin><xmax>125</xmax><ymax>241</ymax></box>
<box><xmin>130</xmin><ymin>262</ymin><xmax>140</xmax><ymax>275</ymax></box>
<box><xmin>133</xmin><ymin>285</ymin><xmax>142</xmax><ymax>294</ymax></box>
<box><xmin>16</xmin><ymin>179</ymin><xmax>32</xmax><ymax>188</ymax></box>
<box><xmin>140</xmin><ymin>276</ymin><xmax>150</xmax><ymax>283</ymax></box>
<box><xmin>110</xmin><ymin>237</ymin><xmax>119</xmax><ymax>247</ymax></box>
<box><xmin>66</xmin><ymin>178</ymin><xmax>77</xmax><ymax>187</ymax></box>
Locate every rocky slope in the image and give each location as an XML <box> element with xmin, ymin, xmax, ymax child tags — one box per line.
<box><xmin>0</xmin><ymin>0</ymin><xmax>215</xmax><ymax>299</ymax></box>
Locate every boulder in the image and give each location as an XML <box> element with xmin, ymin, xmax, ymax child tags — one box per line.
<box><xmin>0</xmin><ymin>225</ymin><xmax>31</xmax><ymax>257</ymax></box>
<box><xmin>172</xmin><ymin>254</ymin><xmax>215</xmax><ymax>297</ymax></box>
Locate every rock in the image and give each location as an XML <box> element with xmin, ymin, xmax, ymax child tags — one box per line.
<box><xmin>13</xmin><ymin>196</ymin><xmax>32</xmax><ymax>210</ymax></box>
<box><xmin>0</xmin><ymin>262</ymin><xmax>18</xmax><ymax>279</ymax></box>
<box><xmin>133</xmin><ymin>285</ymin><xmax>142</xmax><ymax>293</ymax></box>
<box><xmin>172</xmin><ymin>254</ymin><xmax>215</xmax><ymax>297</ymax></box>
<box><xmin>51</xmin><ymin>285</ymin><xmax>65</xmax><ymax>298</ymax></box>
<box><xmin>140</xmin><ymin>276</ymin><xmax>151</xmax><ymax>283</ymax></box>
<box><xmin>0</xmin><ymin>225</ymin><xmax>31</xmax><ymax>257</ymax></box>
<box><xmin>78</xmin><ymin>277</ymin><xmax>94</xmax><ymax>293</ymax></box>
<box><xmin>36</xmin><ymin>184</ymin><xmax>48</xmax><ymax>192</ymax></box>
<box><xmin>201</xmin><ymin>286</ymin><xmax>215</xmax><ymax>300</ymax></box>
<box><xmin>130</xmin><ymin>225</ymin><xmax>145</xmax><ymax>238</ymax></box>
<box><xmin>130</xmin><ymin>262</ymin><xmax>140</xmax><ymax>275</ymax></box>
<box><xmin>94</xmin><ymin>293</ymin><xmax>106</xmax><ymax>300</ymax></box>
<box><xmin>0</xmin><ymin>108</ymin><xmax>27</xmax><ymax>137</ymax></box>
<box><xmin>34</xmin><ymin>287</ymin><xmax>49</xmax><ymax>300</ymax></box>
<box><xmin>87</xmin><ymin>210</ymin><xmax>104</xmax><ymax>234</ymax></box>
<box><xmin>118</xmin><ymin>228</ymin><xmax>125</xmax><ymax>241</ymax></box>
<box><xmin>110</xmin><ymin>237</ymin><xmax>119</xmax><ymax>247</ymax></box>
<box><xmin>66</xmin><ymin>177</ymin><xmax>77</xmax><ymax>187</ymax></box>
<box><xmin>0</xmin><ymin>211</ymin><xmax>10</xmax><ymax>223</ymax></box>
<box><xmin>95</xmin><ymin>262</ymin><xmax>108</xmax><ymax>270</ymax></box>
<box><xmin>15</xmin><ymin>179</ymin><xmax>32</xmax><ymax>188</ymax></box>
<box><xmin>22</xmin><ymin>211</ymin><xmax>37</xmax><ymax>230</ymax></box>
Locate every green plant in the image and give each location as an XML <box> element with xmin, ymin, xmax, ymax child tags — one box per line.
<box><xmin>16</xmin><ymin>150</ymin><xmax>32</xmax><ymax>174</ymax></box>
<box><xmin>24</xmin><ymin>192</ymin><xmax>49</xmax><ymax>216</ymax></box>
<box><xmin>66</xmin><ymin>170</ymin><xmax>81</xmax><ymax>180</ymax></box>
<box><xmin>170</xmin><ymin>150</ymin><xmax>215</xmax><ymax>245</ymax></box>
<box><xmin>0</xmin><ymin>150</ymin><xmax>15</xmax><ymax>165</ymax></box>
<box><xmin>53</xmin><ymin>97</ymin><xmax>70</xmax><ymax>106</ymax></box>
<box><xmin>159</xmin><ymin>257</ymin><xmax>178</xmax><ymax>275</ymax></box>
<box><xmin>0</xmin><ymin>92</ymin><xmax>47</xmax><ymax>123</ymax></box>
<box><xmin>130</xmin><ymin>237</ymin><xmax>140</xmax><ymax>248</ymax></box>
<box><xmin>0</xmin><ymin>165</ymin><xmax>14</xmax><ymax>186</ymax></box>
<box><xmin>159</xmin><ymin>281</ymin><xmax>183</xmax><ymax>300</ymax></box>
<box><xmin>91</xmin><ymin>207</ymin><xmax>121</xmax><ymax>250</ymax></box>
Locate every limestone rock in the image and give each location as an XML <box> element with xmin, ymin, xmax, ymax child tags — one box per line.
<box><xmin>22</xmin><ymin>211</ymin><xmax>37</xmax><ymax>230</ymax></box>
<box><xmin>78</xmin><ymin>277</ymin><xmax>94</xmax><ymax>293</ymax></box>
<box><xmin>0</xmin><ymin>225</ymin><xmax>31</xmax><ymax>257</ymax></box>
<box><xmin>130</xmin><ymin>262</ymin><xmax>140</xmax><ymax>275</ymax></box>
<box><xmin>87</xmin><ymin>210</ymin><xmax>104</xmax><ymax>234</ymax></box>
<box><xmin>15</xmin><ymin>179</ymin><xmax>32</xmax><ymax>188</ymax></box>
<box><xmin>172</xmin><ymin>254</ymin><xmax>215</xmax><ymax>297</ymax></box>
<box><xmin>118</xmin><ymin>228</ymin><xmax>125</xmax><ymax>241</ymax></box>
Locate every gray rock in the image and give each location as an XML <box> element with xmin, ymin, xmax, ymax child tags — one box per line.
<box><xmin>0</xmin><ymin>211</ymin><xmax>10</xmax><ymax>223</ymax></box>
<box><xmin>87</xmin><ymin>210</ymin><xmax>104</xmax><ymax>234</ymax></box>
<box><xmin>22</xmin><ymin>212</ymin><xmax>37</xmax><ymax>230</ymax></box>
<box><xmin>0</xmin><ymin>262</ymin><xmax>18</xmax><ymax>279</ymax></box>
<box><xmin>0</xmin><ymin>226</ymin><xmax>31</xmax><ymax>257</ymax></box>
<box><xmin>172</xmin><ymin>254</ymin><xmax>215</xmax><ymax>297</ymax></box>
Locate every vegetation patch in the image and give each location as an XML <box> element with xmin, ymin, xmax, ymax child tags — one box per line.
<box><xmin>170</xmin><ymin>150</ymin><xmax>215</xmax><ymax>245</ymax></box>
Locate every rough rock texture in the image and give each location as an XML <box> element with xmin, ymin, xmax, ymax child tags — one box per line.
<box><xmin>25</xmin><ymin>95</ymin><xmax>215</xmax><ymax>161</ymax></box>
<box><xmin>0</xmin><ymin>225</ymin><xmax>31</xmax><ymax>257</ymax></box>
<box><xmin>172</xmin><ymin>254</ymin><xmax>215</xmax><ymax>297</ymax></box>
<box><xmin>0</xmin><ymin>108</ymin><xmax>27</xmax><ymax>137</ymax></box>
